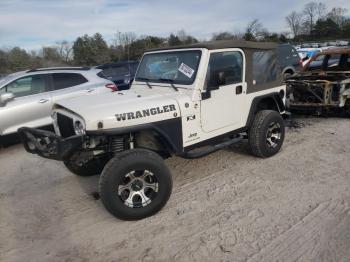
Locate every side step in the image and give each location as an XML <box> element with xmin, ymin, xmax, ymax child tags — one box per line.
<box><xmin>180</xmin><ymin>135</ymin><xmax>243</xmax><ymax>159</ymax></box>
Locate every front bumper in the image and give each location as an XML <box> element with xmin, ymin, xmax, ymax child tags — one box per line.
<box><xmin>18</xmin><ymin>127</ymin><xmax>84</xmax><ymax>161</ymax></box>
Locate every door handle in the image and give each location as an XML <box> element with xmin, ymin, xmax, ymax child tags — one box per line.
<box><xmin>38</xmin><ymin>98</ymin><xmax>49</xmax><ymax>103</ymax></box>
<box><xmin>236</xmin><ymin>85</ymin><xmax>243</xmax><ymax>94</ymax></box>
<box><xmin>85</xmin><ymin>88</ymin><xmax>93</xmax><ymax>93</ymax></box>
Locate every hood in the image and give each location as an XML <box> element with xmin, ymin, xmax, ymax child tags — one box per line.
<box><xmin>54</xmin><ymin>85</ymin><xmax>186</xmax><ymax>131</ymax></box>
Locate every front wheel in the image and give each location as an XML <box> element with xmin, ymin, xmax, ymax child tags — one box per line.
<box><xmin>248</xmin><ymin>110</ymin><xmax>285</xmax><ymax>158</ymax></box>
<box><xmin>99</xmin><ymin>149</ymin><xmax>172</xmax><ymax>220</ymax></box>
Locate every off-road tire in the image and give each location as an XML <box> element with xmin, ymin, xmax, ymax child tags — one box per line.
<box><xmin>64</xmin><ymin>156</ymin><xmax>108</xmax><ymax>177</ymax></box>
<box><xmin>99</xmin><ymin>149</ymin><xmax>172</xmax><ymax>220</ymax></box>
<box><xmin>248</xmin><ymin>110</ymin><xmax>285</xmax><ymax>158</ymax></box>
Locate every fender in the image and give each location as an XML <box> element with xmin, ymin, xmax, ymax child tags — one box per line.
<box><xmin>245</xmin><ymin>92</ymin><xmax>286</xmax><ymax>127</ymax></box>
<box><xmin>86</xmin><ymin>118</ymin><xmax>183</xmax><ymax>154</ymax></box>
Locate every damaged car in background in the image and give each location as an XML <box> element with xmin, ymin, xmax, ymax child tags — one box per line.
<box><xmin>286</xmin><ymin>48</ymin><xmax>350</xmax><ymax>115</ymax></box>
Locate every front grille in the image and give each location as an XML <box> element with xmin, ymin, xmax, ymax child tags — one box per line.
<box><xmin>57</xmin><ymin>113</ymin><xmax>75</xmax><ymax>138</ymax></box>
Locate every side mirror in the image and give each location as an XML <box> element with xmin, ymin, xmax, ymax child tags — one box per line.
<box><xmin>217</xmin><ymin>72</ymin><xmax>226</xmax><ymax>86</ymax></box>
<box><xmin>207</xmin><ymin>71</ymin><xmax>226</xmax><ymax>91</ymax></box>
<box><xmin>202</xmin><ymin>71</ymin><xmax>228</xmax><ymax>100</ymax></box>
<box><xmin>0</xmin><ymin>92</ymin><xmax>15</xmax><ymax>107</ymax></box>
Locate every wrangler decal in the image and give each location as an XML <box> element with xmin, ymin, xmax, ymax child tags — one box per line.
<box><xmin>115</xmin><ymin>104</ymin><xmax>176</xmax><ymax>121</ymax></box>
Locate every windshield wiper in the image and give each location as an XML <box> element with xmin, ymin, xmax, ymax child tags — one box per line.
<box><xmin>136</xmin><ymin>77</ymin><xmax>152</xmax><ymax>89</ymax></box>
<box><xmin>158</xmin><ymin>78</ymin><xmax>178</xmax><ymax>91</ymax></box>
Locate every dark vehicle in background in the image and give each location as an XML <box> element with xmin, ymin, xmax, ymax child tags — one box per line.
<box><xmin>96</xmin><ymin>61</ymin><xmax>139</xmax><ymax>90</ymax></box>
<box><xmin>277</xmin><ymin>44</ymin><xmax>301</xmax><ymax>79</ymax></box>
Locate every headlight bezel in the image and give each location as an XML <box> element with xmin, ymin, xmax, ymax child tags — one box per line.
<box><xmin>74</xmin><ymin>120</ymin><xmax>85</xmax><ymax>135</ymax></box>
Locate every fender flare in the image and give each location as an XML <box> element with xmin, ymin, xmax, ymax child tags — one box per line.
<box><xmin>245</xmin><ymin>92</ymin><xmax>286</xmax><ymax>127</ymax></box>
<box><xmin>86</xmin><ymin>118</ymin><xmax>183</xmax><ymax>154</ymax></box>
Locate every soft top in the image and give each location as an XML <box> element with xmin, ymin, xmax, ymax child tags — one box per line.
<box><xmin>150</xmin><ymin>40</ymin><xmax>278</xmax><ymax>52</ymax></box>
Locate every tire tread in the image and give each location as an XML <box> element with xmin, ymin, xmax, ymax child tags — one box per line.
<box><xmin>249</xmin><ymin>110</ymin><xmax>284</xmax><ymax>158</ymax></box>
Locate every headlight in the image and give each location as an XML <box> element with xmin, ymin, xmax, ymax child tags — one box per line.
<box><xmin>51</xmin><ymin>111</ymin><xmax>57</xmax><ymax>119</ymax></box>
<box><xmin>74</xmin><ymin>120</ymin><xmax>85</xmax><ymax>135</ymax></box>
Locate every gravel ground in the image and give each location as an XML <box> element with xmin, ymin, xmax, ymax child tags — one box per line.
<box><xmin>1</xmin><ymin>117</ymin><xmax>350</xmax><ymax>262</ymax></box>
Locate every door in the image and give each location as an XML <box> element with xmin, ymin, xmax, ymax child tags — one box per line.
<box><xmin>0</xmin><ymin>74</ymin><xmax>52</xmax><ymax>135</ymax></box>
<box><xmin>49</xmin><ymin>73</ymin><xmax>90</xmax><ymax>104</ymax></box>
<box><xmin>200</xmin><ymin>50</ymin><xmax>247</xmax><ymax>133</ymax></box>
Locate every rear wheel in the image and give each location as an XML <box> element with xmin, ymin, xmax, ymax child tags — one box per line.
<box><xmin>248</xmin><ymin>110</ymin><xmax>285</xmax><ymax>158</ymax></box>
<box><xmin>99</xmin><ymin>149</ymin><xmax>172</xmax><ymax>220</ymax></box>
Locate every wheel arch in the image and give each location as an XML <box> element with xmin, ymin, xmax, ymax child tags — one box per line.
<box><xmin>246</xmin><ymin>92</ymin><xmax>286</xmax><ymax>127</ymax></box>
<box><xmin>87</xmin><ymin>118</ymin><xmax>183</xmax><ymax>156</ymax></box>
<box><xmin>282</xmin><ymin>66</ymin><xmax>295</xmax><ymax>75</ymax></box>
<box><xmin>134</xmin><ymin>128</ymin><xmax>178</xmax><ymax>158</ymax></box>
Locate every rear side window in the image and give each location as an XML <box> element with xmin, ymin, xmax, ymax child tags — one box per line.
<box><xmin>206</xmin><ymin>51</ymin><xmax>243</xmax><ymax>89</ymax></box>
<box><xmin>308</xmin><ymin>55</ymin><xmax>325</xmax><ymax>71</ymax></box>
<box><xmin>327</xmin><ymin>54</ymin><xmax>341</xmax><ymax>69</ymax></box>
<box><xmin>253</xmin><ymin>51</ymin><xmax>278</xmax><ymax>85</ymax></box>
<box><xmin>52</xmin><ymin>73</ymin><xmax>87</xmax><ymax>90</ymax></box>
<box><xmin>102</xmin><ymin>65</ymin><xmax>129</xmax><ymax>77</ymax></box>
<box><xmin>97</xmin><ymin>71</ymin><xmax>110</xmax><ymax>80</ymax></box>
<box><xmin>4</xmin><ymin>74</ymin><xmax>49</xmax><ymax>98</ymax></box>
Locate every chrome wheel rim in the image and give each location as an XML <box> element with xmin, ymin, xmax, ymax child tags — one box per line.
<box><xmin>118</xmin><ymin>170</ymin><xmax>159</xmax><ymax>208</ymax></box>
<box><xmin>266</xmin><ymin>122</ymin><xmax>281</xmax><ymax>148</ymax></box>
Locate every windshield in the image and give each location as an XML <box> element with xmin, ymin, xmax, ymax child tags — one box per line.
<box><xmin>135</xmin><ymin>50</ymin><xmax>201</xmax><ymax>85</ymax></box>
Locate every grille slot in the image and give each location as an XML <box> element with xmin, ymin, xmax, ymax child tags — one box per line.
<box><xmin>57</xmin><ymin>113</ymin><xmax>75</xmax><ymax>138</ymax></box>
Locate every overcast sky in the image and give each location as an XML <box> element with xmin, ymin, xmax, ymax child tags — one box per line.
<box><xmin>0</xmin><ymin>0</ymin><xmax>349</xmax><ymax>50</ymax></box>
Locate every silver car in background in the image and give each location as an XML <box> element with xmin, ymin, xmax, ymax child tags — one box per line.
<box><xmin>0</xmin><ymin>67</ymin><xmax>117</xmax><ymax>136</ymax></box>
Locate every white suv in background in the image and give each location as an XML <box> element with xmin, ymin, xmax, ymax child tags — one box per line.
<box><xmin>0</xmin><ymin>67</ymin><xmax>117</xmax><ymax>136</ymax></box>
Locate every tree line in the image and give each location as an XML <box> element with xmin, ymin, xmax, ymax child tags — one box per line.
<box><xmin>286</xmin><ymin>2</ymin><xmax>350</xmax><ymax>41</ymax></box>
<box><xmin>1</xmin><ymin>1</ymin><xmax>349</xmax><ymax>74</ymax></box>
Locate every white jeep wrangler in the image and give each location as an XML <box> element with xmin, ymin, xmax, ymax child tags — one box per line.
<box><xmin>19</xmin><ymin>40</ymin><xmax>287</xmax><ymax>220</ymax></box>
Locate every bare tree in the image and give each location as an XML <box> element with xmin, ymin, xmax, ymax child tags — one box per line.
<box><xmin>114</xmin><ymin>31</ymin><xmax>137</xmax><ymax>47</ymax></box>
<box><xmin>303</xmin><ymin>2</ymin><xmax>318</xmax><ymax>34</ymax></box>
<box><xmin>316</xmin><ymin>2</ymin><xmax>327</xmax><ymax>19</ymax></box>
<box><xmin>113</xmin><ymin>31</ymin><xmax>137</xmax><ymax>60</ymax></box>
<box><xmin>232</xmin><ymin>30</ymin><xmax>245</xmax><ymax>40</ymax></box>
<box><xmin>286</xmin><ymin>11</ymin><xmax>303</xmax><ymax>37</ymax></box>
<box><xmin>303</xmin><ymin>2</ymin><xmax>326</xmax><ymax>34</ymax></box>
<box><xmin>245</xmin><ymin>19</ymin><xmax>266</xmax><ymax>40</ymax></box>
<box><xmin>177</xmin><ymin>29</ymin><xmax>187</xmax><ymax>42</ymax></box>
<box><xmin>57</xmin><ymin>40</ymin><xmax>73</xmax><ymax>63</ymax></box>
<box><xmin>327</xmin><ymin>7</ymin><xmax>348</xmax><ymax>28</ymax></box>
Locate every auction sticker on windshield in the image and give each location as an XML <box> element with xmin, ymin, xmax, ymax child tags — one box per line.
<box><xmin>178</xmin><ymin>63</ymin><xmax>195</xmax><ymax>78</ymax></box>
